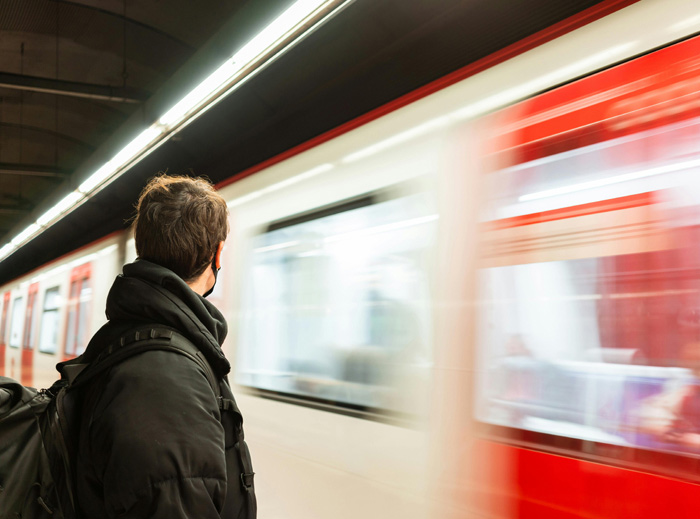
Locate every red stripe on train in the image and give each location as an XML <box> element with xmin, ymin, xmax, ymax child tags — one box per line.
<box><xmin>491</xmin><ymin>31</ymin><xmax>700</xmax><ymax>163</ymax></box>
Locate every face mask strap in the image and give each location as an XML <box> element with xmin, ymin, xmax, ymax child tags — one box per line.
<box><xmin>203</xmin><ymin>252</ymin><xmax>220</xmax><ymax>299</ymax></box>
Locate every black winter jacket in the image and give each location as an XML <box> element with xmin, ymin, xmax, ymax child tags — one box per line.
<box><xmin>73</xmin><ymin>259</ymin><xmax>256</xmax><ymax>519</ymax></box>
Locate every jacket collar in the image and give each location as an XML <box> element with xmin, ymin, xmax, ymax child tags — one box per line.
<box><xmin>104</xmin><ymin>259</ymin><xmax>231</xmax><ymax>376</ymax></box>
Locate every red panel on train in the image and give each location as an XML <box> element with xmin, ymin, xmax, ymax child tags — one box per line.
<box><xmin>477</xmin><ymin>31</ymin><xmax>700</xmax><ymax>519</ymax></box>
<box><xmin>491</xmin><ymin>34</ymin><xmax>700</xmax><ymax>165</ymax></box>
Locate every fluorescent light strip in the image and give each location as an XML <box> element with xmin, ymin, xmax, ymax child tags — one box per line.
<box><xmin>518</xmin><ymin>157</ymin><xmax>700</xmax><ymax>201</ymax></box>
<box><xmin>78</xmin><ymin>127</ymin><xmax>163</xmax><ymax>194</ymax></box>
<box><xmin>1</xmin><ymin>0</ymin><xmax>347</xmax><ymax>263</ymax></box>
<box><xmin>159</xmin><ymin>60</ymin><xmax>238</xmax><ymax>127</ymax></box>
<box><xmin>0</xmin><ymin>244</ymin><xmax>13</xmax><ymax>261</ymax></box>
<box><xmin>11</xmin><ymin>224</ymin><xmax>41</xmax><ymax>246</ymax></box>
<box><xmin>37</xmin><ymin>191</ymin><xmax>85</xmax><ymax>227</ymax></box>
<box><xmin>159</xmin><ymin>0</ymin><xmax>345</xmax><ymax>128</ymax></box>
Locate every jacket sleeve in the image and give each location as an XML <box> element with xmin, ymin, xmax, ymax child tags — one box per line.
<box><xmin>87</xmin><ymin>349</ymin><xmax>227</xmax><ymax>519</ymax></box>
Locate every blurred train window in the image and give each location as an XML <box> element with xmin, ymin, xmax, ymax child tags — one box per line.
<box><xmin>0</xmin><ymin>293</ymin><xmax>9</xmax><ymax>346</ymax></box>
<box><xmin>478</xmin><ymin>110</ymin><xmax>700</xmax><ymax>460</ymax></box>
<box><xmin>236</xmin><ymin>192</ymin><xmax>435</xmax><ymax>415</ymax></box>
<box><xmin>23</xmin><ymin>286</ymin><xmax>38</xmax><ymax>349</ymax></box>
<box><xmin>65</xmin><ymin>278</ymin><xmax>91</xmax><ymax>357</ymax></box>
<box><xmin>9</xmin><ymin>297</ymin><xmax>23</xmax><ymax>348</ymax></box>
<box><xmin>39</xmin><ymin>287</ymin><xmax>61</xmax><ymax>354</ymax></box>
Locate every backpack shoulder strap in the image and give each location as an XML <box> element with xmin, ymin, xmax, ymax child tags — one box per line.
<box><xmin>69</xmin><ymin>324</ymin><xmax>220</xmax><ymax>399</ymax></box>
<box><xmin>166</xmin><ymin>328</ymin><xmax>220</xmax><ymax>399</ymax></box>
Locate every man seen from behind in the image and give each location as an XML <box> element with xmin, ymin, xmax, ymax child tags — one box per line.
<box><xmin>74</xmin><ymin>175</ymin><xmax>256</xmax><ymax>519</ymax></box>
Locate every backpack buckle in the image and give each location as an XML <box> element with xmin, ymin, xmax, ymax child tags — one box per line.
<box><xmin>240</xmin><ymin>472</ymin><xmax>255</xmax><ymax>490</ymax></box>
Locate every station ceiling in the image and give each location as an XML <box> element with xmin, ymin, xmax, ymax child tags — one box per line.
<box><xmin>0</xmin><ymin>0</ymin><xmax>610</xmax><ymax>285</ymax></box>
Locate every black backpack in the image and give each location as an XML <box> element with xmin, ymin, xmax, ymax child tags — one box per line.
<box><xmin>0</xmin><ymin>325</ymin><xmax>255</xmax><ymax>519</ymax></box>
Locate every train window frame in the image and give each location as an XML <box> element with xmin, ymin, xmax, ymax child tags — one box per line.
<box><xmin>8</xmin><ymin>296</ymin><xmax>24</xmax><ymax>349</ymax></box>
<box><xmin>265</xmin><ymin>194</ymin><xmax>376</xmax><ymax>232</ymax></box>
<box><xmin>23</xmin><ymin>283</ymin><xmax>39</xmax><ymax>350</ymax></box>
<box><xmin>39</xmin><ymin>286</ymin><xmax>62</xmax><ymax>355</ymax></box>
<box><xmin>235</xmin><ymin>187</ymin><xmax>436</xmax><ymax>423</ymax></box>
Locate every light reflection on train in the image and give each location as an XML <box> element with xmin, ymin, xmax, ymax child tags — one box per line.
<box><xmin>5</xmin><ymin>1</ymin><xmax>700</xmax><ymax>518</ymax></box>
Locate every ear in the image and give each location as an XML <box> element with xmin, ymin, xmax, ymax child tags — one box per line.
<box><xmin>214</xmin><ymin>241</ymin><xmax>224</xmax><ymax>269</ymax></box>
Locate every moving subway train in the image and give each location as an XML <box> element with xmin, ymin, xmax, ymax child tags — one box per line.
<box><xmin>4</xmin><ymin>1</ymin><xmax>700</xmax><ymax>517</ymax></box>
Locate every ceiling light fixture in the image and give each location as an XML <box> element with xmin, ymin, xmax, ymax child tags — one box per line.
<box><xmin>0</xmin><ymin>0</ymin><xmax>351</xmax><ymax>264</ymax></box>
<box><xmin>159</xmin><ymin>0</ymin><xmax>351</xmax><ymax>130</ymax></box>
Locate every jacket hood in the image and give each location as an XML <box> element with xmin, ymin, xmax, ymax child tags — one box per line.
<box><xmin>104</xmin><ymin>259</ymin><xmax>230</xmax><ymax>376</ymax></box>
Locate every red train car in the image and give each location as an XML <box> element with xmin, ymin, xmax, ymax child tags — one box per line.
<box><xmin>460</xmin><ymin>19</ymin><xmax>700</xmax><ymax>519</ymax></box>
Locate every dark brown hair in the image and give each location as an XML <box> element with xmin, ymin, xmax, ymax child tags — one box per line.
<box><xmin>133</xmin><ymin>175</ymin><xmax>229</xmax><ymax>282</ymax></box>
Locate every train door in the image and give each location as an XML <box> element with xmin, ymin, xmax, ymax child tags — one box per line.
<box><xmin>21</xmin><ymin>283</ymin><xmax>39</xmax><ymax>385</ymax></box>
<box><xmin>427</xmin><ymin>119</ymin><xmax>490</xmax><ymax>519</ymax></box>
<box><xmin>0</xmin><ymin>292</ymin><xmax>8</xmax><ymax>375</ymax></box>
<box><xmin>7</xmin><ymin>292</ymin><xmax>25</xmax><ymax>380</ymax></box>
<box><xmin>63</xmin><ymin>263</ymin><xmax>92</xmax><ymax>361</ymax></box>
<box><xmin>34</xmin><ymin>285</ymin><xmax>63</xmax><ymax>388</ymax></box>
